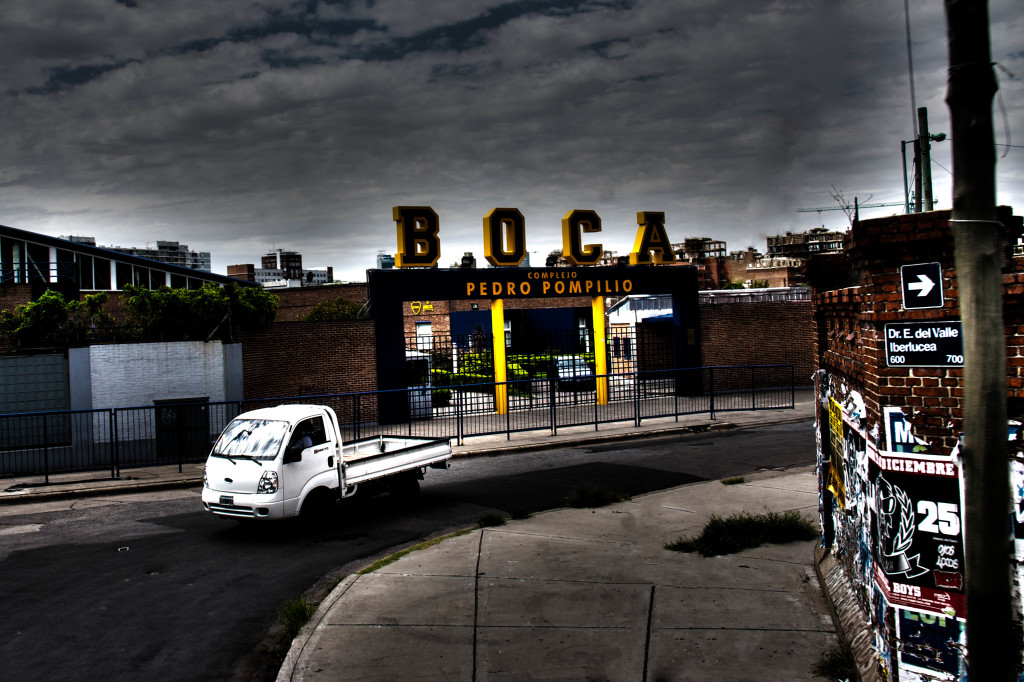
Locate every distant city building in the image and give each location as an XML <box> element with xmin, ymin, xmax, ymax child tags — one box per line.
<box><xmin>4</xmin><ymin>225</ymin><xmax>250</xmax><ymax>295</ymax></box>
<box><xmin>766</xmin><ymin>227</ymin><xmax>845</xmax><ymax>260</ymax></box>
<box><xmin>377</xmin><ymin>251</ymin><xmax>395</xmax><ymax>270</ymax></box>
<box><xmin>745</xmin><ymin>256</ymin><xmax>805</xmax><ymax>287</ymax></box>
<box><xmin>63</xmin><ymin>236</ymin><xmax>211</xmax><ymax>272</ymax></box>
<box><xmin>228</xmin><ymin>249</ymin><xmax>334</xmax><ymax>288</ymax></box>
<box><xmin>455</xmin><ymin>252</ymin><xmax>477</xmax><ymax>269</ymax></box>
<box><xmin>673</xmin><ymin>238</ymin><xmax>726</xmax><ymax>261</ymax></box>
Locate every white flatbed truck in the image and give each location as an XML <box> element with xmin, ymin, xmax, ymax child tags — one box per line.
<box><xmin>201</xmin><ymin>404</ymin><xmax>451</xmax><ymax>521</ymax></box>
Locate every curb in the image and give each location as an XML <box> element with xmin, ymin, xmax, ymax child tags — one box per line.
<box><xmin>276</xmin><ymin>573</ymin><xmax>362</xmax><ymax>682</ymax></box>
<box><xmin>452</xmin><ymin>413</ymin><xmax>812</xmax><ymax>458</ymax></box>
<box><xmin>0</xmin><ymin>476</ymin><xmax>204</xmax><ymax>506</ymax></box>
<box><xmin>813</xmin><ymin>545</ymin><xmax>883</xmax><ymax>682</ymax></box>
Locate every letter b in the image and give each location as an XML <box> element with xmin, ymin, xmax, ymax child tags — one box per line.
<box><xmin>393</xmin><ymin>206</ymin><xmax>441</xmax><ymax>267</ymax></box>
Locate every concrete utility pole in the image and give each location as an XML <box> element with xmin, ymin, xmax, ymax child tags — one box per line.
<box><xmin>943</xmin><ymin>0</ymin><xmax>1015</xmax><ymax>679</ymax></box>
<box><xmin>918</xmin><ymin>107</ymin><xmax>935</xmax><ymax>211</ymax></box>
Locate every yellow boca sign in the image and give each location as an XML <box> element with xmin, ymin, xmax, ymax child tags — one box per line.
<box><xmin>393</xmin><ymin>207</ymin><xmax>676</xmax><ymax>268</ymax></box>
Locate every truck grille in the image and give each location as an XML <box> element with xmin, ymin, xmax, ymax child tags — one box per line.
<box><xmin>208</xmin><ymin>503</ymin><xmax>255</xmax><ymax>518</ymax></box>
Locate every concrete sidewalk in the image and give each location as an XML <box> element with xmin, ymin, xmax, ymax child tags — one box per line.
<box><xmin>278</xmin><ymin>466</ymin><xmax>834</xmax><ymax>681</ymax></box>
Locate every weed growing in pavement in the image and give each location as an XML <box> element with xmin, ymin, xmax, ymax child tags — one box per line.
<box><xmin>357</xmin><ymin>529</ymin><xmax>475</xmax><ymax>575</ymax></box>
<box><xmin>720</xmin><ymin>476</ymin><xmax>745</xmax><ymax>485</ymax></box>
<box><xmin>665</xmin><ymin>509</ymin><xmax>819</xmax><ymax>557</ymax></box>
<box><xmin>811</xmin><ymin>638</ymin><xmax>856</xmax><ymax>679</ymax></box>
<box><xmin>566</xmin><ymin>481</ymin><xmax>630</xmax><ymax>508</ymax></box>
<box><xmin>477</xmin><ymin>511</ymin><xmax>507</xmax><ymax>527</ymax></box>
<box><xmin>279</xmin><ymin>597</ymin><xmax>317</xmax><ymax>641</ymax></box>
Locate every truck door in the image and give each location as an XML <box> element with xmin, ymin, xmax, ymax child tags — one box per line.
<box><xmin>281</xmin><ymin>416</ymin><xmax>332</xmax><ymax>516</ymax></box>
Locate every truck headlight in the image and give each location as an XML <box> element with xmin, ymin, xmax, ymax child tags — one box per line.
<box><xmin>257</xmin><ymin>471</ymin><xmax>279</xmax><ymax>494</ymax></box>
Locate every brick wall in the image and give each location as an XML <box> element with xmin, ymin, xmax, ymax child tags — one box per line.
<box><xmin>813</xmin><ymin>206</ymin><xmax>1024</xmax><ymax>680</ymax></box>
<box><xmin>235</xmin><ymin>321</ymin><xmax>377</xmax><ymax>399</ymax></box>
<box><xmin>0</xmin><ymin>284</ymin><xmax>32</xmax><ymax>313</ymax></box>
<box><xmin>272</xmin><ymin>284</ymin><xmax>368</xmax><ymax>322</ymax></box>
<box><xmin>813</xmin><ymin>207</ymin><xmax>1024</xmax><ymax>455</ymax></box>
<box><xmin>700</xmin><ymin>300</ymin><xmax>814</xmax><ymax>382</ymax></box>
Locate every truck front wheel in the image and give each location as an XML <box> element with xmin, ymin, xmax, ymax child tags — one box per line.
<box><xmin>300</xmin><ymin>488</ymin><xmax>337</xmax><ymax>524</ymax></box>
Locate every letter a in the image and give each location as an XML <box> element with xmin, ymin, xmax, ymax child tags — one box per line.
<box><xmin>629</xmin><ymin>212</ymin><xmax>675</xmax><ymax>265</ymax></box>
<box><xmin>394</xmin><ymin>206</ymin><xmax>441</xmax><ymax>267</ymax></box>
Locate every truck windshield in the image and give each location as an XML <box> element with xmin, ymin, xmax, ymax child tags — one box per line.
<box><xmin>214</xmin><ymin>419</ymin><xmax>290</xmax><ymax>461</ymax></box>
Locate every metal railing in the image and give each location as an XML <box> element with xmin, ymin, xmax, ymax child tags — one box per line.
<box><xmin>0</xmin><ymin>364</ymin><xmax>795</xmax><ymax>481</ymax></box>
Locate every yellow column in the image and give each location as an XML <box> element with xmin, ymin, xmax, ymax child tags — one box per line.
<box><xmin>592</xmin><ymin>296</ymin><xmax>608</xmax><ymax>405</ymax></box>
<box><xmin>491</xmin><ymin>299</ymin><xmax>507</xmax><ymax>414</ymax></box>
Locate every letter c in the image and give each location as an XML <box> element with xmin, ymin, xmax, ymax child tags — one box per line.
<box><xmin>561</xmin><ymin>209</ymin><xmax>603</xmax><ymax>265</ymax></box>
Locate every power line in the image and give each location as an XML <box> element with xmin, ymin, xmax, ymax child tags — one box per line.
<box><xmin>796</xmin><ymin>201</ymin><xmax>904</xmax><ymax>214</ymax></box>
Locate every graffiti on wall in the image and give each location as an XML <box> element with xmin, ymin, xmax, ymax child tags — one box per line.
<box><xmin>817</xmin><ymin>372</ymin><xmax>974</xmax><ymax>680</ymax></box>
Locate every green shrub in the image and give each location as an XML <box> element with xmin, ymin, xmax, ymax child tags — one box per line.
<box><xmin>299</xmin><ymin>295</ymin><xmax>363</xmax><ymax>321</ymax></box>
<box><xmin>811</xmin><ymin>639</ymin><xmax>856</xmax><ymax>679</ymax></box>
<box><xmin>665</xmin><ymin>509</ymin><xmax>819</xmax><ymax>557</ymax></box>
<box><xmin>431</xmin><ymin>388</ymin><xmax>452</xmax><ymax>407</ymax></box>
<box><xmin>477</xmin><ymin>512</ymin><xmax>506</xmax><ymax>527</ymax></box>
<box><xmin>430</xmin><ymin>369</ymin><xmax>453</xmax><ymax>387</ymax></box>
<box><xmin>566</xmin><ymin>482</ymin><xmax>629</xmax><ymax>508</ymax></box>
<box><xmin>279</xmin><ymin>597</ymin><xmax>317</xmax><ymax>640</ymax></box>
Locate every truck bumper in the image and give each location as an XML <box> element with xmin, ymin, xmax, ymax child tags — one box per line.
<box><xmin>202</xmin><ymin>488</ymin><xmax>285</xmax><ymax>520</ymax></box>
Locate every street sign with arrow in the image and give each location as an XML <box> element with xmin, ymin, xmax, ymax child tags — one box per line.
<box><xmin>901</xmin><ymin>262</ymin><xmax>944</xmax><ymax>309</ymax></box>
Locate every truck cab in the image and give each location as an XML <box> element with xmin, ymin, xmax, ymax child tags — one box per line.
<box><xmin>202</xmin><ymin>405</ymin><xmax>340</xmax><ymax>520</ymax></box>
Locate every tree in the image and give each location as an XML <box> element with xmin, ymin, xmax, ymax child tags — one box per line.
<box><xmin>0</xmin><ymin>289</ymin><xmax>112</xmax><ymax>345</ymax></box>
<box><xmin>122</xmin><ymin>283</ymin><xmax>278</xmax><ymax>340</ymax></box>
<box><xmin>299</xmin><ymin>295</ymin><xmax>364</xmax><ymax>322</ymax></box>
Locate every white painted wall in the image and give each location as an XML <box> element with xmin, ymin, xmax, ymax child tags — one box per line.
<box><xmin>89</xmin><ymin>341</ymin><xmax>226</xmax><ymax>409</ymax></box>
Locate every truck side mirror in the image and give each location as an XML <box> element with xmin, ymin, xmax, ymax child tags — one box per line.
<box><xmin>284</xmin><ymin>443</ymin><xmax>303</xmax><ymax>464</ymax></box>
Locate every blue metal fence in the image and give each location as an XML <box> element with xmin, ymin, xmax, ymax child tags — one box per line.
<box><xmin>0</xmin><ymin>364</ymin><xmax>795</xmax><ymax>481</ymax></box>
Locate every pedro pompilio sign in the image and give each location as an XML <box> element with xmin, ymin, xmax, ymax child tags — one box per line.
<box><xmin>392</xmin><ymin>207</ymin><xmax>676</xmax><ymax>269</ymax></box>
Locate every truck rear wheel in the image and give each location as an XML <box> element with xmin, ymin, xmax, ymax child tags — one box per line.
<box><xmin>389</xmin><ymin>473</ymin><xmax>420</xmax><ymax>502</ymax></box>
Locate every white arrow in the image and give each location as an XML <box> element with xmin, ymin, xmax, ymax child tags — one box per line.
<box><xmin>908</xmin><ymin>274</ymin><xmax>935</xmax><ymax>298</ymax></box>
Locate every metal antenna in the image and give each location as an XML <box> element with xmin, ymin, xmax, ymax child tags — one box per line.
<box><xmin>904</xmin><ymin>0</ymin><xmax>919</xmax><ymax>139</ymax></box>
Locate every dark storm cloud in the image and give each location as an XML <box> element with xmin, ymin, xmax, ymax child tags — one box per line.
<box><xmin>0</xmin><ymin>0</ymin><xmax>1021</xmax><ymax>280</ymax></box>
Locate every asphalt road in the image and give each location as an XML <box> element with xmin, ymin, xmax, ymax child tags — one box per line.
<box><xmin>0</xmin><ymin>419</ymin><xmax>814</xmax><ymax>682</ymax></box>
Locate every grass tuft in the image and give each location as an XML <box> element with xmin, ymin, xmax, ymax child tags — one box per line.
<box><xmin>665</xmin><ymin>509</ymin><xmax>819</xmax><ymax>557</ymax></box>
<box><xmin>358</xmin><ymin>529</ymin><xmax>474</xmax><ymax>575</ymax></box>
<box><xmin>477</xmin><ymin>511</ymin><xmax>507</xmax><ymax>527</ymax></box>
<box><xmin>566</xmin><ymin>481</ymin><xmax>630</xmax><ymax>508</ymax></box>
<box><xmin>811</xmin><ymin>638</ymin><xmax>856</xmax><ymax>679</ymax></box>
<box><xmin>720</xmin><ymin>476</ymin><xmax>745</xmax><ymax>485</ymax></box>
<box><xmin>279</xmin><ymin>597</ymin><xmax>317</xmax><ymax>641</ymax></box>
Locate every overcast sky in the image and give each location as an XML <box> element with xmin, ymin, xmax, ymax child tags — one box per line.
<box><xmin>3</xmin><ymin>0</ymin><xmax>1022</xmax><ymax>282</ymax></box>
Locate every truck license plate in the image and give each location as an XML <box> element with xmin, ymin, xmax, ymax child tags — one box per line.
<box><xmin>219</xmin><ymin>495</ymin><xmax>234</xmax><ymax>505</ymax></box>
